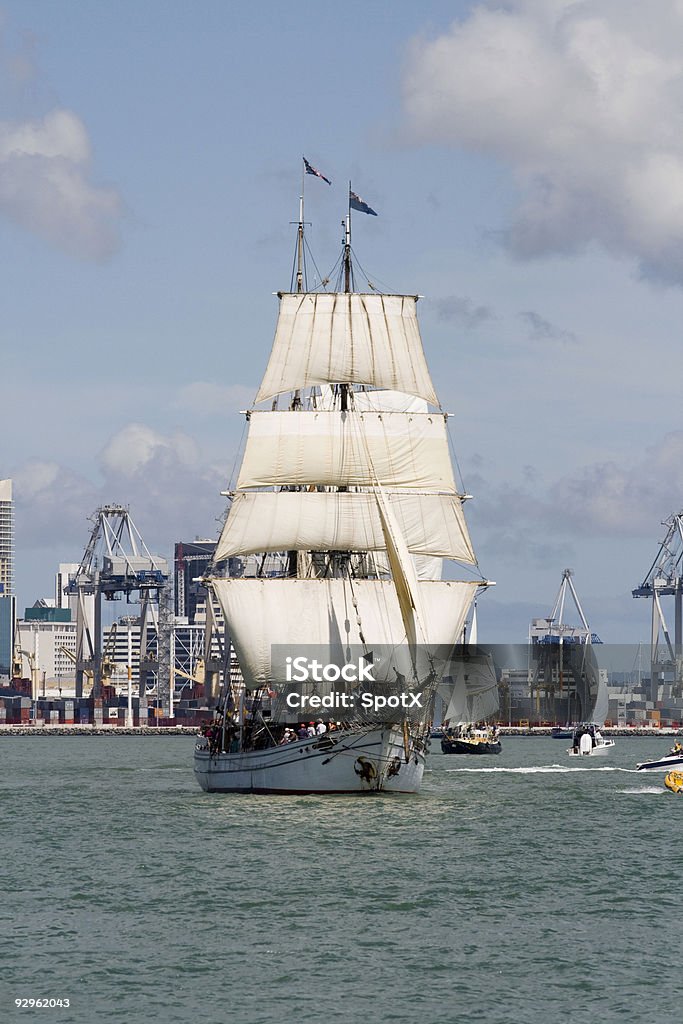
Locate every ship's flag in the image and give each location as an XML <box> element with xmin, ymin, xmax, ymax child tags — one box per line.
<box><xmin>349</xmin><ymin>189</ymin><xmax>378</xmax><ymax>216</ymax></box>
<box><xmin>303</xmin><ymin>156</ymin><xmax>331</xmax><ymax>185</ymax></box>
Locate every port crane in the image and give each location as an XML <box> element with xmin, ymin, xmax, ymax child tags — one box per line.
<box><xmin>528</xmin><ymin>569</ymin><xmax>602</xmax><ymax>723</ymax></box>
<box><xmin>66</xmin><ymin>505</ymin><xmax>169</xmax><ymax>704</ymax></box>
<box><xmin>58</xmin><ymin>623</ymin><xmax>119</xmax><ymax>694</ymax></box>
<box><xmin>632</xmin><ymin>511</ymin><xmax>683</xmax><ymax>700</ymax></box>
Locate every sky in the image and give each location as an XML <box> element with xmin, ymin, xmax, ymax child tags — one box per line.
<box><xmin>3</xmin><ymin>0</ymin><xmax>683</xmax><ymax>644</ymax></box>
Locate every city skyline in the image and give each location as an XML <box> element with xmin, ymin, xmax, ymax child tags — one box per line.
<box><xmin>4</xmin><ymin>1</ymin><xmax>683</xmax><ymax>642</ymax></box>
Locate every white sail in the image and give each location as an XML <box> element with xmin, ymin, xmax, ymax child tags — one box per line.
<box><xmin>413</xmin><ymin>556</ymin><xmax>444</xmax><ymax>579</ymax></box>
<box><xmin>214</xmin><ymin>491</ymin><xmax>475</xmax><ymax>563</ymax></box>
<box><xmin>439</xmin><ymin>673</ymin><xmax>468</xmax><ymax>723</ymax></box>
<box><xmin>469</xmin><ymin>602</ymin><xmax>478</xmax><ymax>644</ymax></box>
<box><xmin>437</xmin><ymin>653</ymin><xmax>499</xmax><ymax>724</ymax></box>
<box><xmin>255</xmin><ymin>293</ymin><xmax>439</xmax><ymax>406</ymax></box>
<box><xmin>462</xmin><ymin>655</ymin><xmax>500</xmax><ymax>721</ymax></box>
<box><xmin>211</xmin><ymin>577</ymin><xmax>478</xmax><ymax>688</ymax></box>
<box><xmin>373</xmin><ymin>483</ymin><xmax>427</xmax><ymax>648</ymax></box>
<box><xmin>237</xmin><ymin>410</ymin><xmax>456</xmax><ymax>491</ymax></box>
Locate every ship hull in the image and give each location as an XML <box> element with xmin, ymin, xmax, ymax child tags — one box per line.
<box><xmin>567</xmin><ymin>740</ymin><xmax>615</xmax><ymax>756</ymax></box>
<box><xmin>637</xmin><ymin>753</ymin><xmax>683</xmax><ymax>771</ymax></box>
<box><xmin>440</xmin><ymin>738</ymin><xmax>501</xmax><ymax>755</ymax></box>
<box><xmin>194</xmin><ymin>725</ymin><xmax>425</xmax><ymax>794</ymax></box>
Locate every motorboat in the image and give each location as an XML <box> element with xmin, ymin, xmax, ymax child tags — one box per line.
<box><xmin>636</xmin><ymin>742</ymin><xmax>683</xmax><ymax>772</ymax></box>
<box><xmin>567</xmin><ymin>724</ymin><xmax>615</xmax><ymax>756</ymax></box>
<box><xmin>441</xmin><ymin>726</ymin><xmax>502</xmax><ymax>755</ymax></box>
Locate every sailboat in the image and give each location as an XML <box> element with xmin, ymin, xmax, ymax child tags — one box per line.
<box><xmin>194</xmin><ymin>169</ymin><xmax>491</xmax><ymax>794</ymax></box>
<box><xmin>438</xmin><ymin>604</ymin><xmax>502</xmax><ymax>755</ymax></box>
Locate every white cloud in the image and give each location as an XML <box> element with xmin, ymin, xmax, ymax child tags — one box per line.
<box><xmin>402</xmin><ymin>0</ymin><xmax>683</xmax><ymax>282</ymax></box>
<box><xmin>13</xmin><ymin>459</ymin><xmax>99</xmax><ymax>549</ymax></box>
<box><xmin>99</xmin><ymin>424</ymin><xmax>199</xmax><ymax>478</ymax></box>
<box><xmin>548</xmin><ymin>431</ymin><xmax>683</xmax><ymax>535</ymax></box>
<box><xmin>95</xmin><ymin>424</ymin><xmax>226</xmax><ymax>553</ymax></box>
<box><xmin>466</xmin><ymin>431</ymin><xmax>683</xmax><ymax>562</ymax></box>
<box><xmin>13</xmin><ymin>423</ymin><xmax>229</xmax><ymax>588</ymax></box>
<box><xmin>0</xmin><ymin>109</ymin><xmax>122</xmax><ymax>260</ymax></box>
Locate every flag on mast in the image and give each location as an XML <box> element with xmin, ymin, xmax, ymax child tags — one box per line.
<box><xmin>349</xmin><ymin>189</ymin><xmax>378</xmax><ymax>216</ymax></box>
<box><xmin>303</xmin><ymin>156</ymin><xmax>331</xmax><ymax>185</ymax></box>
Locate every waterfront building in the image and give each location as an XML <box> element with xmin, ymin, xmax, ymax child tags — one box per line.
<box><xmin>16</xmin><ymin>608</ymin><xmax>77</xmax><ymax>691</ymax></box>
<box><xmin>0</xmin><ymin>480</ymin><xmax>14</xmax><ymax>677</ymax></box>
<box><xmin>0</xmin><ymin>479</ymin><xmax>13</xmax><ymax>598</ymax></box>
<box><xmin>0</xmin><ymin>595</ymin><xmax>15</xmax><ymax>678</ymax></box>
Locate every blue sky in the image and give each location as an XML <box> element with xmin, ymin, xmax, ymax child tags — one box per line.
<box><xmin>4</xmin><ymin>0</ymin><xmax>683</xmax><ymax>642</ymax></box>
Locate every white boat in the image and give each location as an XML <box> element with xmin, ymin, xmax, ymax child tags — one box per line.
<box><xmin>194</xmin><ymin>168</ymin><xmax>491</xmax><ymax>794</ymax></box>
<box><xmin>567</xmin><ymin>724</ymin><xmax>615</xmax><ymax>756</ymax></box>
<box><xmin>637</xmin><ymin>743</ymin><xmax>683</xmax><ymax>771</ymax></box>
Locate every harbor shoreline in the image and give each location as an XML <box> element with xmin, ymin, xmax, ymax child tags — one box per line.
<box><xmin>0</xmin><ymin>724</ymin><xmax>680</xmax><ymax>738</ymax></box>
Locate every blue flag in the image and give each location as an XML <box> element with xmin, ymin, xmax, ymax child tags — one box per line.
<box><xmin>303</xmin><ymin>156</ymin><xmax>331</xmax><ymax>185</ymax></box>
<box><xmin>349</xmin><ymin>190</ymin><xmax>377</xmax><ymax>216</ymax></box>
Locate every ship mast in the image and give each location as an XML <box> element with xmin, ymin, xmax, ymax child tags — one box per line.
<box><xmin>296</xmin><ymin>162</ymin><xmax>305</xmax><ymax>294</ymax></box>
<box><xmin>341</xmin><ymin>184</ymin><xmax>353</xmax><ymax>412</ymax></box>
<box><xmin>289</xmin><ymin>172</ymin><xmax>306</xmax><ymax>577</ymax></box>
<box><xmin>344</xmin><ymin>182</ymin><xmax>352</xmax><ymax>294</ymax></box>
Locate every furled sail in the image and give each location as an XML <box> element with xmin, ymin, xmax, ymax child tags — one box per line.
<box><xmin>214</xmin><ymin>491</ymin><xmax>475</xmax><ymax>563</ymax></box>
<box><xmin>211</xmin><ymin>577</ymin><xmax>479</xmax><ymax>688</ymax></box>
<box><xmin>237</xmin><ymin>411</ymin><xmax>455</xmax><ymax>491</ymax></box>
<box><xmin>255</xmin><ymin>293</ymin><xmax>439</xmax><ymax>406</ymax></box>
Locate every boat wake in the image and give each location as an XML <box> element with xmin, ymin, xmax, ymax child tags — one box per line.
<box><xmin>616</xmin><ymin>785</ymin><xmax>666</xmax><ymax>795</ymax></box>
<box><xmin>444</xmin><ymin>764</ymin><xmax>639</xmax><ymax>774</ymax></box>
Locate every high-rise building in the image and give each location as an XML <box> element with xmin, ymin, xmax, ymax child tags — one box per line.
<box><xmin>0</xmin><ymin>595</ymin><xmax>15</xmax><ymax>678</ymax></box>
<box><xmin>0</xmin><ymin>479</ymin><xmax>13</xmax><ymax>598</ymax></box>
<box><xmin>0</xmin><ymin>480</ymin><xmax>14</xmax><ymax>678</ymax></box>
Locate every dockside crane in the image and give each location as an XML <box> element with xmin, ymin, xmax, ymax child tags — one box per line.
<box><xmin>632</xmin><ymin>511</ymin><xmax>683</xmax><ymax>701</ymax></box>
<box><xmin>529</xmin><ymin>569</ymin><xmax>602</xmax><ymax>723</ymax></box>
<box><xmin>66</xmin><ymin>505</ymin><xmax>169</xmax><ymax>704</ymax></box>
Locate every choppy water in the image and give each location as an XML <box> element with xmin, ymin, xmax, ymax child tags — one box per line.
<box><xmin>2</xmin><ymin>735</ymin><xmax>682</xmax><ymax>1024</ymax></box>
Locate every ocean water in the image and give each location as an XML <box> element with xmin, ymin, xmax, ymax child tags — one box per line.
<box><xmin>2</xmin><ymin>734</ymin><xmax>682</xmax><ymax>1024</ymax></box>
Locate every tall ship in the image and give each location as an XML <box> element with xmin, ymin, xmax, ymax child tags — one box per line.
<box><xmin>194</xmin><ymin>168</ymin><xmax>492</xmax><ymax>794</ymax></box>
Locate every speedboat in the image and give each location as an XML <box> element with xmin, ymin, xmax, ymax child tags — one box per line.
<box><xmin>637</xmin><ymin>742</ymin><xmax>683</xmax><ymax>772</ymax></box>
<box><xmin>567</xmin><ymin>724</ymin><xmax>615</xmax><ymax>756</ymax></box>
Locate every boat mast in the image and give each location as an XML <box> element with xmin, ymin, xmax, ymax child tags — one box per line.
<box><xmin>341</xmin><ymin>184</ymin><xmax>352</xmax><ymax>412</ymax></box>
<box><xmin>343</xmin><ymin>182</ymin><xmax>352</xmax><ymax>294</ymax></box>
<box><xmin>296</xmin><ymin>162</ymin><xmax>305</xmax><ymax>294</ymax></box>
<box><xmin>288</xmin><ymin>168</ymin><xmax>307</xmax><ymax>578</ymax></box>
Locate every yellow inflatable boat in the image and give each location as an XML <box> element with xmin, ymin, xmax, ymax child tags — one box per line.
<box><xmin>664</xmin><ymin>770</ymin><xmax>683</xmax><ymax>793</ymax></box>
